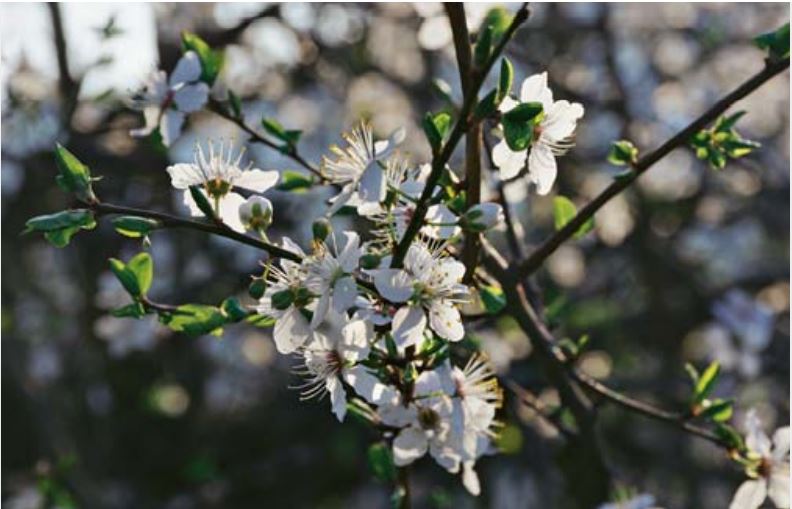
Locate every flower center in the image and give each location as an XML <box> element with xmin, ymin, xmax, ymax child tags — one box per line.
<box><xmin>417</xmin><ymin>406</ymin><xmax>440</xmax><ymax>430</ymax></box>
<box><xmin>758</xmin><ymin>457</ymin><xmax>773</xmax><ymax>478</ymax></box>
<box><xmin>205</xmin><ymin>178</ymin><xmax>231</xmax><ymax>199</ymax></box>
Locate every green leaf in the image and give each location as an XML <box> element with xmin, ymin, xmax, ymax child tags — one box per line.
<box><xmin>694</xmin><ymin>361</ymin><xmax>720</xmax><ymax>404</ymax></box>
<box><xmin>502</xmin><ymin>102</ymin><xmax>544</xmax><ymax>151</ymax></box>
<box><xmin>54</xmin><ymin>144</ymin><xmax>97</xmax><ymax>202</ymax></box>
<box><xmin>367</xmin><ymin>443</ymin><xmax>396</xmax><ymax>482</ymax></box>
<box><xmin>700</xmin><ymin>398</ymin><xmax>733</xmax><ymax>423</ymax></box>
<box><xmin>109</xmin><ymin>258</ymin><xmax>141</xmax><ymax>297</ymax></box>
<box><xmin>181</xmin><ymin>31</ymin><xmax>223</xmax><ymax>84</ymax></box>
<box><xmin>262</xmin><ymin>118</ymin><xmax>302</xmax><ymax>148</ymax></box>
<box><xmin>26</xmin><ymin>209</ymin><xmax>97</xmax><ymax>248</ymax></box>
<box><xmin>276</xmin><ymin>171</ymin><xmax>314</xmax><ymax>192</ymax></box>
<box><xmin>474</xmin><ymin>89</ymin><xmax>498</xmax><ymax>119</ymax></box>
<box><xmin>127</xmin><ymin>253</ymin><xmax>153</xmax><ymax>296</ymax></box>
<box><xmin>754</xmin><ymin>22</ymin><xmax>790</xmax><ymax>60</ymax></box>
<box><xmin>715</xmin><ymin>423</ymin><xmax>745</xmax><ymax>452</ymax></box>
<box><xmin>189</xmin><ymin>185</ymin><xmax>216</xmax><ymax>219</ymax></box>
<box><xmin>607</xmin><ymin>140</ymin><xmax>639</xmax><ymax>166</ymax></box>
<box><xmin>497</xmin><ymin>58</ymin><xmax>514</xmax><ymax>103</ymax></box>
<box><xmin>474</xmin><ymin>24</ymin><xmax>493</xmax><ymax>68</ymax></box>
<box><xmin>161</xmin><ymin>304</ymin><xmax>227</xmax><ymax>337</ymax></box>
<box><xmin>684</xmin><ymin>363</ymin><xmax>699</xmax><ymax>385</ymax></box>
<box><xmin>227</xmin><ymin>90</ymin><xmax>242</xmax><ymax>118</ymax></box>
<box><xmin>480</xmin><ymin>285</ymin><xmax>506</xmax><ymax>315</ymax></box>
<box><xmin>111</xmin><ymin>216</ymin><xmax>161</xmax><ymax>238</ymax></box>
<box><xmin>221</xmin><ymin>297</ymin><xmax>249</xmax><ymax>322</ymax></box>
<box><xmin>422</xmin><ymin>112</ymin><xmax>451</xmax><ymax>152</ymax></box>
<box><xmin>245</xmin><ymin>314</ymin><xmax>276</xmax><ymax>328</ymax></box>
<box><xmin>552</xmin><ymin>196</ymin><xmax>593</xmax><ymax>239</ymax></box>
<box><xmin>111</xmin><ymin>302</ymin><xmax>147</xmax><ymax>318</ymax></box>
<box><xmin>480</xmin><ymin>6</ymin><xmax>512</xmax><ymax>41</ymax></box>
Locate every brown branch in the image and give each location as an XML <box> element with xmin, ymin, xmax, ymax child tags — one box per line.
<box><xmin>517</xmin><ymin>56</ymin><xmax>790</xmax><ymax>278</ymax></box>
<box><xmin>87</xmin><ymin>201</ymin><xmax>302</xmax><ymax>261</ymax></box>
<box><xmin>390</xmin><ymin>3</ymin><xmax>531</xmax><ymax>268</ymax></box>
<box><xmin>207</xmin><ymin>99</ymin><xmax>326</xmax><ymax>182</ymax></box>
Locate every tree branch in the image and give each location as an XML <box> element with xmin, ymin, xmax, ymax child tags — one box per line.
<box><xmin>517</xmin><ymin>56</ymin><xmax>790</xmax><ymax>278</ymax></box>
<box><xmin>390</xmin><ymin>3</ymin><xmax>530</xmax><ymax>268</ymax></box>
<box><xmin>86</xmin><ymin>201</ymin><xmax>302</xmax><ymax>261</ymax></box>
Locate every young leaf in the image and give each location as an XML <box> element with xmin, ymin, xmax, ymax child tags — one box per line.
<box><xmin>54</xmin><ymin>144</ymin><xmax>97</xmax><ymax>202</ymax></box>
<box><xmin>480</xmin><ymin>6</ymin><xmax>512</xmax><ymax>41</ymax></box>
<box><xmin>276</xmin><ymin>171</ymin><xmax>314</xmax><ymax>192</ymax></box>
<box><xmin>111</xmin><ymin>302</ymin><xmax>147</xmax><ymax>319</ymax></box>
<box><xmin>111</xmin><ymin>216</ymin><xmax>161</xmax><ymax>238</ymax></box>
<box><xmin>422</xmin><ymin>112</ymin><xmax>443</xmax><ymax>152</ymax></box>
<box><xmin>474</xmin><ymin>24</ymin><xmax>493</xmax><ymax>68</ymax></box>
<box><xmin>497</xmin><ymin>58</ymin><xmax>514</xmax><ymax>103</ymax></box>
<box><xmin>502</xmin><ymin>102</ymin><xmax>544</xmax><ymax>151</ymax></box>
<box><xmin>715</xmin><ymin>423</ymin><xmax>745</xmax><ymax>452</ymax></box>
<box><xmin>25</xmin><ymin>209</ymin><xmax>97</xmax><ymax>248</ymax></box>
<box><xmin>262</xmin><ymin>118</ymin><xmax>302</xmax><ymax>148</ymax></box>
<box><xmin>607</xmin><ymin>140</ymin><xmax>639</xmax><ymax>166</ymax></box>
<box><xmin>367</xmin><ymin>443</ymin><xmax>396</xmax><ymax>482</ymax></box>
<box><xmin>480</xmin><ymin>285</ymin><xmax>507</xmax><ymax>315</ymax></box>
<box><xmin>181</xmin><ymin>31</ymin><xmax>223</xmax><ymax>84</ymax></box>
<box><xmin>700</xmin><ymin>399</ymin><xmax>733</xmax><ymax>423</ymax></box>
<box><xmin>552</xmin><ymin>196</ymin><xmax>594</xmax><ymax>239</ymax></box>
<box><xmin>754</xmin><ymin>22</ymin><xmax>790</xmax><ymax>60</ymax></box>
<box><xmin>109</xmin><ymin>258</ymin><xmax>141</xmax><ymax>297</ymax></box>
<box><xmin>127</xmin><ymin>253</ymin><xmax>153</xmax><ymax>296</ymax></box>
<box><xmin>694</xmin><ymin>361</ymin><xmax>720</xmax><ymax>404</ymax></box>
<box><xmin>161</xmin><ymin>304</ymin><xmax>227</xmax><ymax>337</ymax></box>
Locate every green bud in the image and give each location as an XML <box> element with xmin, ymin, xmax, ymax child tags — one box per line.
<box><xmin>112</xmin><ymin>216</ymin><xmax>161</xmax><ymax>238</ymax></box>
<box><xmin>607</xmin><ymin>140</ymin><xmax>639</xmax><ymax>166</ymax></box>
<box><xmin>271</xmin><ymin>289</ymin><xmax>294</xmax><ymax>310</ymax></box>
<box><xmin>248</xmin><ymin>278</ymin><xmax>266</xmax><ymax>300</ymax></box>
<box><xmin>360</xmin><ymin>253</ymin><xmax>382</xmax><ymax>270</ymax></box>
<box><xmin>54</xmin><ymin>144</ymin><xmax>97</xmax><ymax>203</ymax></box>
<box><xmin>312</xmin><ymin>218</ymin><xmax>332</xmax><ymax>242</ymax></box>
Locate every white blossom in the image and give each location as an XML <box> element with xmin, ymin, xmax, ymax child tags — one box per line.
<box><xmin>730</xmin><ymin>409</ymin><xmax>790</xmax><ymax>509</ymax></box>
<box><xmin>464</xmin><ymin>202</ymin><xmax>504</xmax><ymax>231</ymax></box>
<box><xmin>167</xmin><ymin>140</ymin><xmax>279</xmax><ymax>232</ymax></box>
<box><xmin>257</xmin><ymin>238</ymin><xmax>313</xmax><ymax>354</ymax></box>
<box><xmin>321</xmin><ymin>121</ymin><xmax>406</xmax><ymax>215</ymax></box>
<box><xmin>294</xmin><ymin>313</ymin><xmax>394</xmax><ymax>421</ymax></box>
<box><xmin>372</xmin><ymin>241</ymin><xmax>468</xmax><ymax>348</ymax></box>
<box><xmin>304</xmin><ymin>231</ymin><xmax>363</xmax><ymax>328</ymax></box>
<box><xmin>492</xmin><ymin>71</ymin><xmax>584</xmax><ymax>194</ymax></box>
<box><xmin>238</xmin><ymin>195</ymin><xmax>273</xmax><ymax>233</ymax></box>
<box><xmin>130</xmin><ymin>51</ymin><xmax>210</xmax><ymax>146</ymax></box>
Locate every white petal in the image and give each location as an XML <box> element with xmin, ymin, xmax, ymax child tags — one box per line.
<box><xmin>528</xmin><ymin>143</ymin><xmax>557</xmax><ymax>195</ymax></box>
<box><xmin>519</xmin><ymin>71</ymin><xmax>553</xmax><ymax>111</ymax></box>
<box><xmin>393</xmin><ymin>427</ymin><xmax>429</xmax><ymax>466</ymax></box>
<box><xmin>391</xmin><ymin>305</ymin><xmax>427</xmax><ymax>349</ymax></box>
<box><xmin>542</xmin><ymin>100</ymin><xmax>584</xmax><ymax>141</ymax></box>
<box><xmin>233</xmin><ymin>169</ymin><xmax>280</xmax><ymax>192</ymax></box>
<box><xmin>182</xmin><ymin>189</ymin><xmax>203</xmax><ymax>217</ymax></box>
<box><xmin>327</xmin><ymin>184</ymin><xmax>355</xmax><ymax>216</ymax></box>
<box><xmin>429</xmin><ymin>441</ymin><xmax>461</xmax><ymax>473</ymax></box>
<box><xmin>311</xmin><ymin>291</ymin><xmax>331</xmax><ymax>329</ymax></box>
<box><xmin>326</xmin><ymin>376</ymin><xmax>347</xmax><ymax>422</ymax></box>
<box><xmin>498</xmin><ymin>95</ymin><xmax>519</xmax><ymax>114</ymax></box>
<box><xmin>425</xmin><ymin>204</ymin><xmax>459</xmax><ymax>239</ymax></box>
<box><xmin>217</xmin><ymin>192</ymin><xmax>247</xmax><ymax>233</ymax></box>
<box><xmin>344</xmin><ymin>365</ymin><xmax>395</xmax><ymax>405</ymax></box>
<box><xmin>340</xmin><ymin>319</ymin><xmax>372</xmax><ymax>361</ymax></box>
<box><xmin>173</xmin><ymin>83</ymin><xmax>209</xmax><ymax>113</ymax></box>
<box><xmin>773</xmin><ymin>427</ymin><xmax>791</xmax><ymax>461</ymax></box>
<box><xmin>379</xmin><ymin>401</ymin><xmax>416</xmax><ymax>427</ymax></box>
<box><xmin>492</xmin><ymin>139</ymin><xmax>526</xmax><ymax>180</ymax></box>
<box><xmin>373</xmin><ymin>269</ymin><xmax>413</xmax><ymax>303</ymax></box>
<box><xmin>414</xmin><ymin>369</ymin><xmax>444</xmax><ymax>397</ymax></box>
<box><xmin>332</xmin><ymin>277</ymin><xmax>358</xmax><ymax>314</ymax></box>
<box><xmin>768</xmin><ymin>464</ymin><xmax>790</xmax><ymax>508</ymax></box>
<box><xmin>337</xmin><ymin>232</ymin><xmax>362</xmax><ymax>272</ymax></box>
<box><xmin>159</xmin><ymin>109</ymin><xmax>185</xmax><ymax>147</ymax></box>
<box><xmin>167</xmin><ymin>163</ymin><xmax>203</xmax><ymax>189</ymax></box>
<box><xmin>273</xmin><ymin>307</ymin><xmax>311</xmax><ymax>354</ymax></box>
<box><xmin>357</xmin><ymin>162</ymin><xmax>386</xmax><ymax>205</ymax></box>
<box><xmin>169</xmin><ymin>51</ymin><xmax>202</xmax><ymax>85</ymax></box>
<box><xmin>462</xmin><ymin>462</ymin><xmax>481</xmax><ymax>496</ymax></box>
<box><xmin>429</xmin><ymin>301</ymin><xmax>464</xmax><ymax>342</ymax></box>
<box><xmin>130</xmin><ymin>106</ymin><xmax>160</xmax><ymax>137</ymax></box>
<box><xmin>746</xmin><ymin>410</ymin><xmax>773</xmax><ymax>457</ymax></box>
<box><xmin>281</xmin><ymin>236</ymin><xmax>306</xmax><ymax>258</ymax></box>
<box><xmin>730</xmin><ymin>479</ymin><xmax>767</xmax><ymax>509</ymax></box>
<box><xmin>437</xmin><ymin>259</ymin><xmax>466</xmax><ymax>287</ymax></box>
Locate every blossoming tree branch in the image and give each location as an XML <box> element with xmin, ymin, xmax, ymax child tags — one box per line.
<box><xmin>25</xmin><ymin>5</ymin><xmax>790</xmax><ymax>508</ymax></box>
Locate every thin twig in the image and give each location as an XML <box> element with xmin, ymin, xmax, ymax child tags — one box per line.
<box><xmin>516</xmin><ymin>57</ymin><xmax>790</xmax><ymax>278</ymax></box>
<box><xmin>390</xmin><ymin>3</ymin><xmax>531</xmax><ymax>268</ymax></box>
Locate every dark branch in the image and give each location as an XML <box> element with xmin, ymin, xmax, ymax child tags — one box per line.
<box><xmin>517</xmin><ymin>57</ymin><xmax>790</xmax><ymax>278</ymax></box>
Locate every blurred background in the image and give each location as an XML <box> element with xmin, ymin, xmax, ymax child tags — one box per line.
<box><xmin>1</xmin><ymin>3</ymin><xmax>789</xmax><ymax>508</ymax></box>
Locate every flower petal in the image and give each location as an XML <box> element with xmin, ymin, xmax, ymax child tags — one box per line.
<box><xmin>167</xmin><ymin>163</ymin><xmax>203</xmax><ymax>189</ymax></box>
<box><xmin>393</xmin><ymin>427</ymin><xmax>429</xmax><ymax>466</ymax></box>
<box><xmin>519</xmin><ymin>71</ymin><xmax>553</xmax><ymax>111</ymax></box>
<box><xmin>729</xmin><ymin>479</ymin><xmax>767</xmax><ymax>509</ymax></box>
<box><xmin>528</xmin><ymin>143</ymin><xmax>557</xmax><ymax>195</ymax></box>
<box><xmin>344</xmin><ymin>365</ymin><xmax>395</xmax><ymax>405</ymax></box>
<box><xmin>326</xmin><ymin>376</ymin><xmax>347</xmax><ymax>422</ymax></box>
<box><xmin>332</xmin><ymin>276</ymin><xmax>358</xmax><ymax>314</ymax></box>
<box><xmin>273</xmin><ymin>307</ymin><xmax>311</xmax><ymax>354</ymax></box>
<box><xmin>169</xmin><ymin>51</ymin><xmax>202</xmax><ymax>85</ymax></box>
<box><xmin>233</xmin><ymin>169</ymin><xmax>280</xmax><ymax>193</ymax></box>
<box><xmin>429</xmin><ymin>301</ymin><xmax>464</xmax><ymax>342</ymax></box>
<box><xmin>357</xmin><ymin>162</ymin><xmax>386</xmax><ymax>206</ymax></box>
<box><xmin>773</xmin><ymin>426</ymin><xmax>791</xmax><ymax>461</ymax></box>
<box><xmin>173</xmin><ymin>83</ymin><xmax>209</xmax><ymax>113</ymax></box>
<box><xmin>768</xmin><ymin>463</ymin><xmax>790</xmax><ymax>509</ymax></box>
<box><xmin>391</xmin><ymin>305</ymin><xmax>427</xmax><ymax>349</ymax></box>
<box><xmin>218</xmin><ymin>192</ymin><xmax>247</xmax><ymax>233</ymax></box>
<box><xmin>462</xmin><ymin>462</ymin><xmax>481</xmax><ymax>496</ymax></box>
<box><xmin>542</xmin><ymin>100</ymin><xmax>584</xmax><ymax>141</ymax></box>
<box><xmin>337</xmin><ymin>232</ymin><xmax>362</xmax><ymax>272</ymax></box>
<box><xmin>373</xmin><ymin>269</ymin><xmax>413</xmax><ymax>303</ymax></box>
<box><xmin>159</xmin><ymin>109</ymin><xmax>185</xmax><ymax>147</ymax></box>
<box><xmin>492</xmin><ymin>139</ymin><xmax>526</xmax><ymax>180</ymax></box>
<box><xmin>311</xmin><ymin>291</ymin><xmax>331</xmax><ymax>329</ymax></box>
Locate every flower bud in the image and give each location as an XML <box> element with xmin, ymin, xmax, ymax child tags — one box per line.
<box><xmin>464</xmin><ymin>203</ymin><xmax>504</xmax><ymax>232</ymax></box>
<box><xmin>248</xmin><ymin>278</ymin><xmax>266</xmax><ymax>300</ymax></box>
<box><xmin>312</xmin><ymin>218</ymin><xmax>332</xmax><ymax>242</ymax></box>
<box><xmin>239</xmin><ymin>196</ymin><xmax>273</xmax><ymax>232</ymax></box>
<box><xmin>360</xmin><ymin>253</ymin><xmax>382</xmax><ymax>270</ymax></box>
